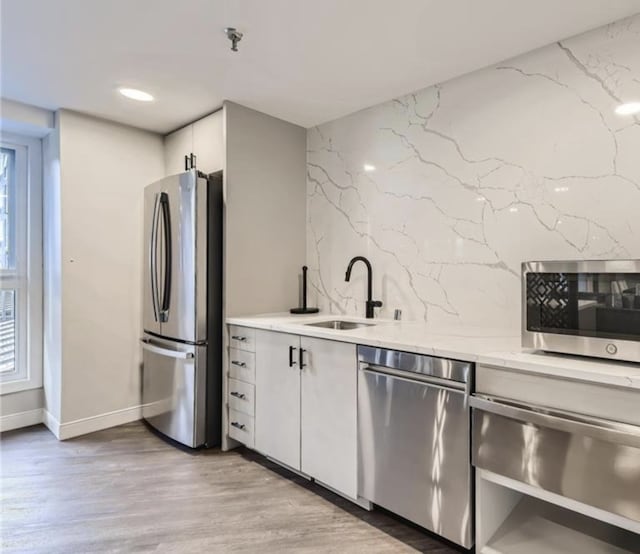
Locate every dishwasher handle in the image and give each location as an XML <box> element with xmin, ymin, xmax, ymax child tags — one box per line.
<box><xmin>360</xmin><ymin>364</ymin><xmax>467</xmax><ymax>391</ymax></box>
<box><xmin>470</xmin><ymin>395</ymin><xmax>640</xmax><ymax>449</ymax></box>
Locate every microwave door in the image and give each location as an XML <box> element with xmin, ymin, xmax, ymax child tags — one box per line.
<box><xmin>522</xmin><ymin>260</ymin><xmax>640</xmax><ymax>363</ymax></box>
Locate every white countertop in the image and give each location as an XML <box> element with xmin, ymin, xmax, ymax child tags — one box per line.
<box><xmin>227</xmin><ymin>313</ymin><xmax>640</xmax><ymax>390</ymax></box>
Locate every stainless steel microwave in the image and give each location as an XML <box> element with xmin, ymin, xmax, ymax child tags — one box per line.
<box><xmin>522</xmin><ymin>260</ymin><xmax>640</xmax><ymax>363</ymax></box>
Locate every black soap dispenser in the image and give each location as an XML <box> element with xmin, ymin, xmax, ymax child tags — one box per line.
<box><xmin>290</xmin><ymin>266</ymin><xmax>319</xmax><ymax>314</ymax></box>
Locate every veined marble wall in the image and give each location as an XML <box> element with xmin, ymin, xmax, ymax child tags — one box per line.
<box><xmin>306</xmin><ymin>14</ymin><xmax>640</xmax><ymax>331</ymax></box>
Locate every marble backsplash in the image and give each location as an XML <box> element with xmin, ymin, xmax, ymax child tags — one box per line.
<box><xmin>306</xmin><ymin>14</ymin><xmax>640</xmax><ymax>332</ymax></box>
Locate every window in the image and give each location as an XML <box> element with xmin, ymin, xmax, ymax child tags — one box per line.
<box><xmin>0</xmin><ymin>133</ymin><xmax>42</xmax><ymax>393</ymax></box>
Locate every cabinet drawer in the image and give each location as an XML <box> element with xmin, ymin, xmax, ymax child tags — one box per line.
<box><xmin>228</xmin><ymin>378</ymin><xmax>255</xmax><ymax>416</ymax></box>
<box><xmin>228</xmin><ymin>348</ymin><xmax>255</xmax><ymax>383</ymax></box>
<box><xmin>228</xmin><ymin>409</ymin><xmax>254</xmax><ymax>448</ymax></box>
<box><xmin>229</xmin><ymin>326</ymin><xmax>255</xmax><ymax>352</ymax></box>
<box><xmin>477</xmin><ymin>364</ymin><xmax>640</xmax><ymax>426</ymax></box>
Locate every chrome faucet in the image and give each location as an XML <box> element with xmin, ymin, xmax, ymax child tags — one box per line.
<box><xmin>345</xmin><ymin>256</ymin><xmax>383</xmax><ymax>318</ymax></box>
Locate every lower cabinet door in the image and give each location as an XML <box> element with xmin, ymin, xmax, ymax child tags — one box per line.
<box><xmin>254</xmin><ymin>330</ymin><xmax>301</xmax><ymax>470</ymax></box>
<box><xmin>300</xmin><ymin>337</ymin><xmax>358</xmax><ymax>499</ymax></box>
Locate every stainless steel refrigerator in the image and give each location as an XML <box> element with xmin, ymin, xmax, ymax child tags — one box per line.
<box><xmin>141</xmin><ymin>169</ymin><xmax>222</xmax><ymax>448</ymax></box>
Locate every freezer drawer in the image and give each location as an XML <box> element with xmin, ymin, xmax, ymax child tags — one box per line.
<box><xmin>358</xmin><ymin>367</ymin><xmax>472</xmax><ymax>548</ymax></box>
<box><xmin>141</xmin><ymin>335</ymin><xmax>207</xmax><ymax>447</ymax></box>
<box><xmin>471</xmin><ymin>395</ymin><xmax>640</xmax><ymax>524</ymax></box>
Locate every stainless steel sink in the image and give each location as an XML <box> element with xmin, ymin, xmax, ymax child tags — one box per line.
<box><xmin>305</xmin><ymin>320</ymin><xmax>374</xmax><ymax>330</ymax></box>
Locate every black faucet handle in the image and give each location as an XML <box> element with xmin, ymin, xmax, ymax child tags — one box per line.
<box><xmin>365</xmin><ymin>299</ymin><xmax>383</xmax><ymax>318</ymax></box>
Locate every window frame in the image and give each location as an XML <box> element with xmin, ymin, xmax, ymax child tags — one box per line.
<box><xmin>0</xmin><ymin>132</ymin><xmax>43</xmax><ymax>394</ymax></box>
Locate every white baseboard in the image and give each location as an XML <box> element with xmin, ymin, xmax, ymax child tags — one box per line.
<box><xmin>57</xmin><ymin>405</ymin><xmax>142</xmax><ymax>440</ymax></box>
<box><xmin>42</xmin><ymin>409</ymin><xmax>61</xmax><ymax>439</ymax></box>
<box><xmin>3</xmin><ymin>405</ymin><xmax>142</xmax><ymax>439</ymax></box>
<box><xmin>0</xmin><ymin>408</ymin><xmax>43</xmax><ymax>433</ymax></box>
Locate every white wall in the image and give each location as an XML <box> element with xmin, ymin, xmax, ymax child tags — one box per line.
<box><xmin>42</xmin><ymin>119</ymin><xmax>62</xmax><ymax>422</ymax></box>
<box><xmin>0</xmin><ymin>98</ymin><xmax>54</xmax><ymax>137</ymax></box>
<box><xmin>222</xmin><ymin>102</ymin><xmax>306</xmax><ymax>451</ymax></box>
<box><xmin>224</xmin><ymin>101</ymin><xmax>307</xmax><ymax>317</ymax></box>
<box><xmin>307</xmin><ymin>14</ymin><xmax>640</xmax><ymax>331</ymax></box>
<box><xmin>47</xmin><ymin>110</ymin><xmax>164</xmax><ymax>428</ymax></box>
<box><xmin>0</xmin><ymin>388</ymin><xmax>43</xmax><ymax>417</ymax></box>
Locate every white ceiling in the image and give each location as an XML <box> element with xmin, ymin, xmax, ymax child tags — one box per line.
<box><xmin>2</xmin><ymin>1</ymin><xmax>639</xmax><ymax>133</ymax></box>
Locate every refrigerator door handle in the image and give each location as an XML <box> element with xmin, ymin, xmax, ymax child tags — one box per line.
<box><xmin>159</xmin><ymin>192</ymin><xmax>172</xmax><ymax>322</ymax></box>
<box><xmin>149</xmin><ymin>193</ymin><xmax>161</xmax><ymax>322</ymax></box>
<box><xmin>141</xmin><ymin>339</ymin><xmax>194</xmax><ymax>359</ymax></box>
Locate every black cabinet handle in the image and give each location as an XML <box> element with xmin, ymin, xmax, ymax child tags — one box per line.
<box><xmin>289</xmin><ymin>345</ymin><xmax>297</xmax><ymax>367</ymax></box>
<box><xmin>231</xmin><ymin>335</ymin><xmax>247</xmax><ymax>341</ymax></box>
<box><xmin>230</xmin><ymin>392</ymin><xmax>246</xmax><ymax>399</ymax></box>
<box><xmin>299</xmin><ymin>348</ymin><xmax>306</xmax><ymax>370</ymax></box>
<box><xmin>231</xmin><ymin>360</ymin><xmax>246</xmax><ymax>368</ymax></box>
<box><xmin>184</xmin><ymin>153</ymin><xmax>197</xmax><ymax>170</ymax></box>
<box><xmin>230</xmin><ymin>421</ymin><xmax>246</xmax><ymax>430</ymax></box>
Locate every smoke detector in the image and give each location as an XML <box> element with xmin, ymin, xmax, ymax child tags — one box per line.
<box><xmin>225</xmin><ymin>28</ymin><xmax>243</xmax><ymax>52</ymax></box>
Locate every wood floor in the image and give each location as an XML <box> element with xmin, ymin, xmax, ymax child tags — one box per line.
<box><xmin>1</xmin><ymin>422</ymin><xmax>460</xmax><ymax>553</ymax></box>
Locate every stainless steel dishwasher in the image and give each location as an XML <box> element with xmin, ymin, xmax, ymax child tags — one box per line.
<box><xmin>358</xmin><ymin>345</ymin><xmax>473</xmax><ymax>548</ymax></box>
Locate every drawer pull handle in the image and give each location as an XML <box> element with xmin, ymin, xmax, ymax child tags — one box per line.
<box><xmin>230</xmin><ymin>391</ymin><xmax>246</xmax><ymax>399</ymax></box>
<box><xmin>231</xmin><ymin>421</ymin><xmax>246</xmax><ymax>430</ymax></box>
<box><xmin>231</xmin><ymin>335</ymin><xmax>247</xmax><ymax>342</ymax></box>
<box><xmin>231</xmin><ymin>360</ymin><xmax>247</xmax><ymax>367</ymax></box>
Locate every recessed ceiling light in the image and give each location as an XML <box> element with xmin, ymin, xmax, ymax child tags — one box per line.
<box><xmin>614</xmin><ymin>102</ymin><xmax>640</xmax><ymax>116</ymax></box>
<box><xmin>118</xmin><ymin>87</ymin><xmax>154</xmax><ymax>102</ymax></box>
<box><xmin>363</xmin><ymin>164</ymin><xmax>376</xmax><ymax>172</ymax></box>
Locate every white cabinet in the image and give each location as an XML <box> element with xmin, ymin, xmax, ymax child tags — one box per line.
<box><xmin>229</xmin><ymin>325</ymin><xmax>256</xmax><ymax>352</ymax></box>
<box><xmin>228</xmin><ymin>348</ymin><xmax>255</xmax><ymax>383</ymax></box>
<box><xmin>254</xmin><ymin>330</ymin><xmax>301</xmax><ymax>470</ymax></box>
<box><xmin>164</xmin><ymin>124</ymin><xmax>192</xmax><ymax>175</ymax></box>
<box><xmin>300</xmin><ymin>336</ymin><xmax>358</xmax><ymax>498</ymax></box>
<box><xmin>252</xmin><ymin>329</ymin><xmax>358</xmax><ymax>499</ymax></box>
<box><xmin>192</xmin><ymin>113</ymin><xmax>223</xmax><ymax>174</ymax></box>
<box><xmin>228</xmin><ymin>409</ymin><xmax>254</xmax><ymax>447</ymax></box>
<box><xmin>228</xmin><ymin>378</ymin><xmax>255</xmax><ymax>416</ymax></box>
<box><xmin>226</xmin><ymin>326</ymin><xmax>256</xmax><ymax>448</ymax></box>
<box><xmin>163</xmin><ymin>111</ymin><xmax>223</xmax><ymax>176</ymax></box>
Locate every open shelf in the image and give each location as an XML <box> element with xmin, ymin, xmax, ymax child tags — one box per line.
<box><xmin>481</xmin><ymin>496</ymin><xmax>639</xmax><ymax>554</ymax></box>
